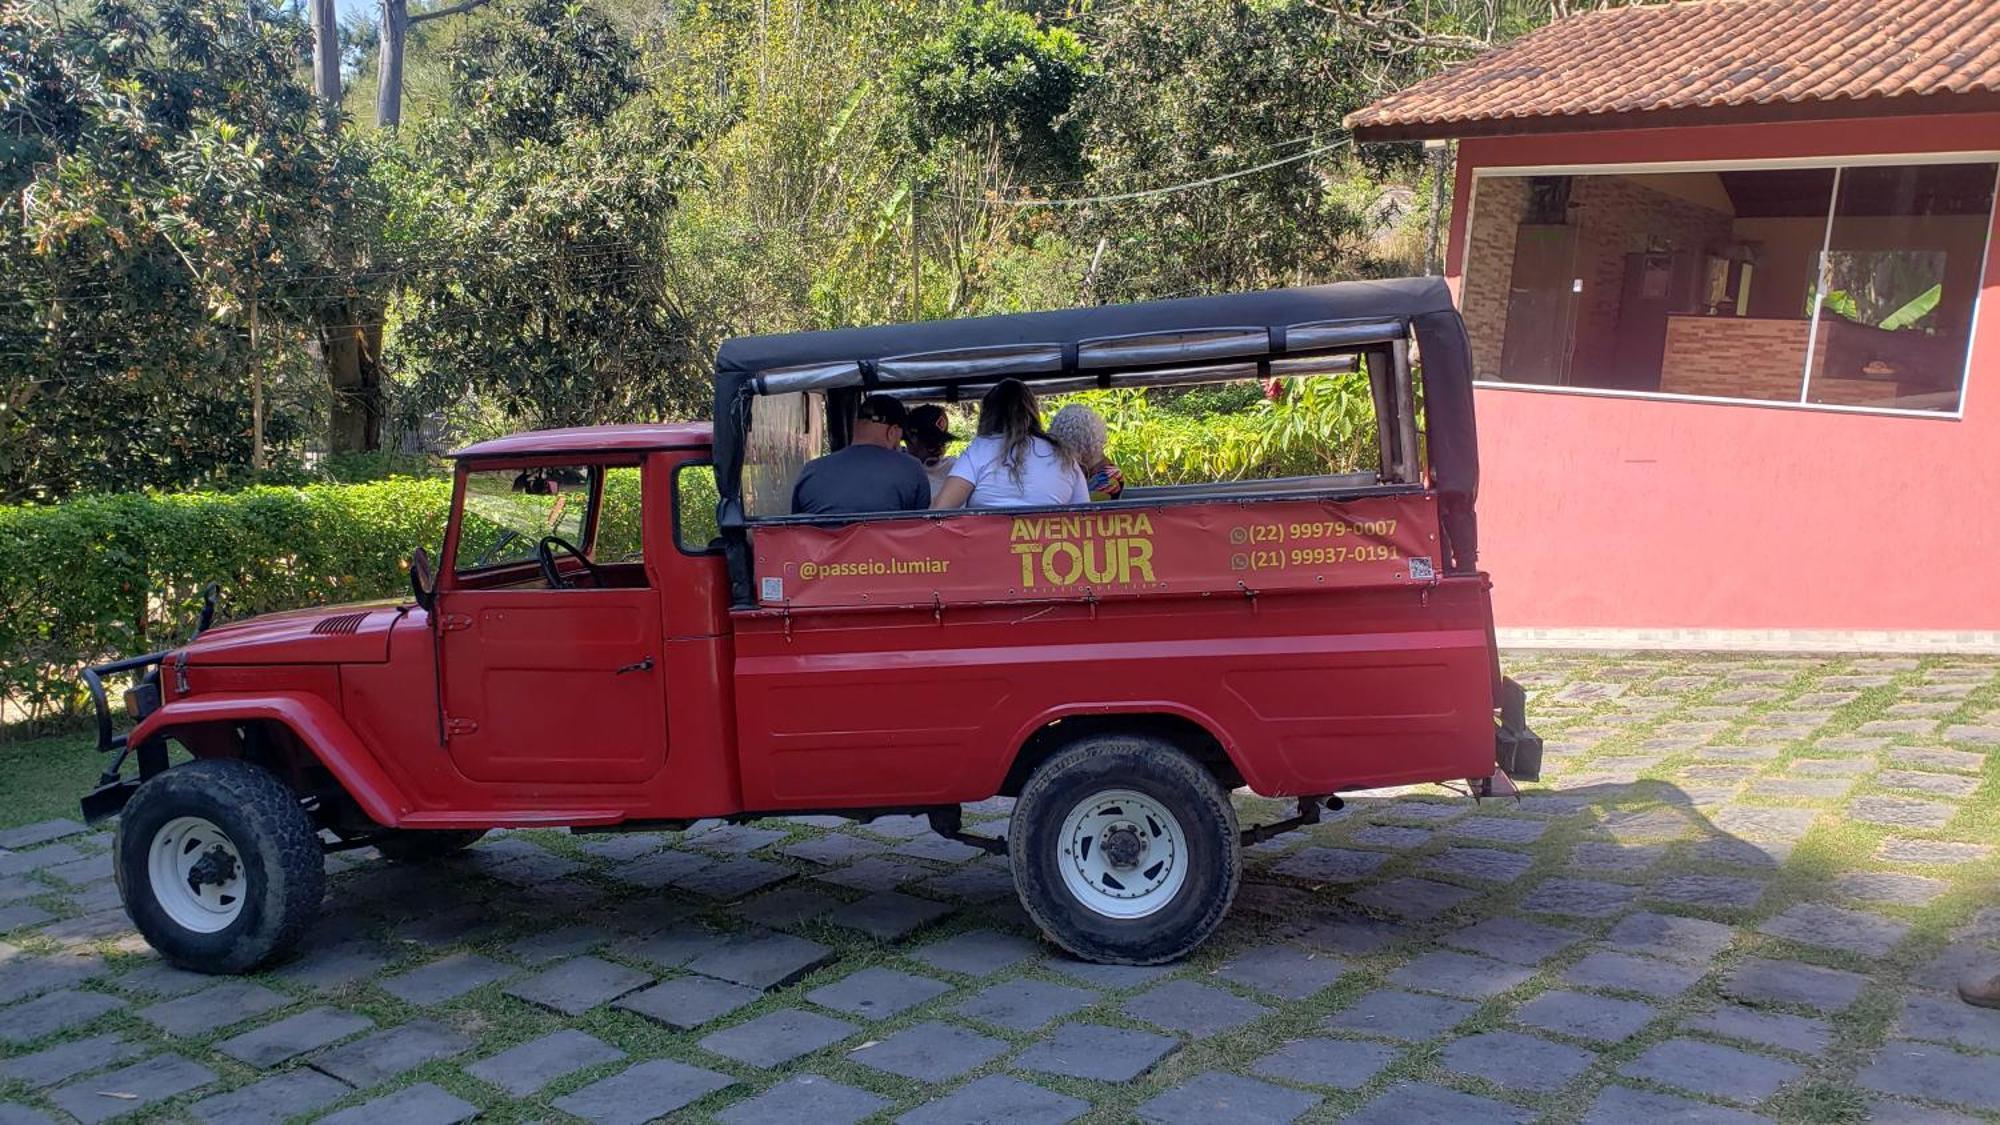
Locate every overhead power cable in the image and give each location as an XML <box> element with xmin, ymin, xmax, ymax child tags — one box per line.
<box><xmin>970</xmin><ymin>137</ymin><xmax>1351</xmax><ymax>208</ymax></box>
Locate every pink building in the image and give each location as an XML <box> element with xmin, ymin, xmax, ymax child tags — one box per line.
<box><xmin>1348</xmin><ymin>0</ymin><xmax>2000</xmax><ymax>650</ymax></box>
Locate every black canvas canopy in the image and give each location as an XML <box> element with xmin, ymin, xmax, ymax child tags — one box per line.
<box><xmin>712</xmin><ymin>277</ymin><xmax>1481</xmax><ymax>599</ymax></box>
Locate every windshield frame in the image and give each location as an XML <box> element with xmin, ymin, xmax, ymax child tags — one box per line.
<box><xmin>439</xmin><ymin>453</ymin><xmax>643</xmax><ymax>586</ymax></box>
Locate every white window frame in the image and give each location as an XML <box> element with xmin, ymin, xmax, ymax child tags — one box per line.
<box><xmin>1459</xmin><ymin>151</ymin><xmax>2000</xmax><ymax>421</ymax></box>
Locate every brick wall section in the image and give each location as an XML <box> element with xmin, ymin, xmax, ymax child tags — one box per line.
<box><xmin>1568</xmin><ymin>176</ymin><xmax>1735</xmax><ymax>380</ymax></box>
<box><xmin>1659</xmin><ymin>316</ymin><xmax>1817</xmax><ymax>399</ymax></box>
<box><xmin>1461</xmin><ymin>176</ymin><xmax>1528</xmax><ymax>379</ymax></box>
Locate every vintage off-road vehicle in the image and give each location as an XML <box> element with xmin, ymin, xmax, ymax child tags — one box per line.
<box><xmin>83</xmin><ymin>277</ymin><xmax>1539</xmax><ymax>973</ymax></box>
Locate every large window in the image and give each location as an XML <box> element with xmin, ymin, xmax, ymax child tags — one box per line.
<box><xmin>1462</xmin><ymin>158</ymin><xmax>1998</xmax><ymax>414</ymax></box>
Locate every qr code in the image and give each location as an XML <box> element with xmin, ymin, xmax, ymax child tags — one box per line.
<box><xmin>1407</xmin><ymin>556</ymin><xmax>1436</xmax><ymax>581</ymax></box>
<box><xmin>760</xmin><ymin>576</ymin><xmax>784</xmax><ymax>602</ymax></box>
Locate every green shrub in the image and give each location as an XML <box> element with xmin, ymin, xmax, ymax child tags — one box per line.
<box><xmin>1064</xmin><ymin>372</ymin><xmax>1380</xmax><ymax>486</ymax></box>
<box><xmin>0</xmin><ymin>480</ymin><xmax>455</xmax><ymax>727</ymax></box>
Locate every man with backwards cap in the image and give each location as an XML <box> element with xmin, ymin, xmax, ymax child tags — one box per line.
<box><xmin>791</xmin><ymin>394</ymin><xmax>931</xmax><ymax>516</ymax></box>
<box><xmin>902</xmin><ymin>403</ymin><xmax>958</xmax><ymax>497</ymax></box>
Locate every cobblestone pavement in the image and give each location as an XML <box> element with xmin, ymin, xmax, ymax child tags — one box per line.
<box><xmin>2</xmin><ymin>653</ymin><xmax>1998</xmax><ymax>1123</ymax></box>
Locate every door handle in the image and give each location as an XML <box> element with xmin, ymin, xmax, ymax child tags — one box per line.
<box><xmin>616</xmin><ymin>656</ymin><xmax>655</xmax><ymax>675</ymax></box>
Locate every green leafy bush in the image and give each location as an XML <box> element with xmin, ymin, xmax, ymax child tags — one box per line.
<box><xmin>1064</xmin><ymin>372</ymin><xmax>1380</xmax><ymax>485</ymax></box>
<box><xmin>0</xmin><ymin>480</ymin><xmax>455</xmax><ymax>727</ymax></box>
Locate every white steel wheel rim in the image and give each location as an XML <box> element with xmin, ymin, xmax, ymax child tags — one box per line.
<box><xmin>1056</xmin><ymin>788</ymin><xmax>1189</xmax><ymax>919</ymax></box>
<box><xmin>148</xmin><ymin>816</ymin><xmax>246</xmax><ymax>933</ymax></box>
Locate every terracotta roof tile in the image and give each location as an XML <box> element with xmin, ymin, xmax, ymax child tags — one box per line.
<box><xmin>1347</xmin><ymin>0</ymin><xmax>2000</xmax><ymax>140</ymax></box>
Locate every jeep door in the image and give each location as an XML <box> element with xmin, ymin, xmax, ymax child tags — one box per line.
<box><xmin>435</xmin><ymin>459</ymin><xmax>667</xmax><ymax>784</ymax></box>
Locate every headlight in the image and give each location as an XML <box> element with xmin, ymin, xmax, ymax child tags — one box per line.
<box><xmin>124</xmin><ymin>681</ymin><xmax>161</xmax><ymax>720</ymax></box>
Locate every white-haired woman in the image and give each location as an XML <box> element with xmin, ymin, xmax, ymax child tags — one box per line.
<box><xmin>1047</xmin><ymin>403</ymin><xmax>1125</xmax><ymax>502</ymax></box>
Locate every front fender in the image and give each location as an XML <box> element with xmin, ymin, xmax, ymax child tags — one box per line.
<box><xmin>131</xmin><ymin>692</ymin><xmax>412</xmax><ymax>825</ymax></box>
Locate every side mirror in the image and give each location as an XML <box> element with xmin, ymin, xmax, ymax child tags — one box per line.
<box><xmin>409</xmin><ymin>546</ymin><xmax>437</xmax><ymax>613</ymax></box>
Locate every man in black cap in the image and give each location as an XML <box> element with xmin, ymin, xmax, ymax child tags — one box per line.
<box><xmin>791</xmin><ymin>394</ymin><xmax>931</xmax><ymax>515</ymax></box>
<box><xmin>902</xmin><ymin>403</ymin><xmax>958</xmax><ymax>498</ymax></box>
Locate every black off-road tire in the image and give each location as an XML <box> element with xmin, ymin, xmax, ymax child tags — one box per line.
<box><xmin>1009</xmin><ymin>734</ymin><xmax>1240</xmax><ymax>965</ymax></box>
<box><xmin>372</xmin><ymin>829</ymin><xmax>486</xmax><ymax>863</ymax></box>
<box><xmin>115</xmin><ymin>758</ymin><xmax>324</xmax><ymax>974</ymax></box>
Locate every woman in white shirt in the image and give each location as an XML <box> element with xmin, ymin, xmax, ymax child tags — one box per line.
<box><xmin>931</xmin><ymin>379</ymin><xmax>1088</xmax><ymax>509</ymax></box>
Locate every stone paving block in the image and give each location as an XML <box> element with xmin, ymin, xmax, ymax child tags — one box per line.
<box><xmin>1442</xmin><ymin>1029</ymin><xmax>1596</xmax><ymax>1092</ymax></box>
<box><xmin>1851</xmin><ymin>796</ymin><xmax>1957</xmax><ymax>831</ymax></box>
<box><xmin>1515</xmin><ymin>989</ymin><xmax>1658</xmax><ymax>1043</ymax></box>
<box><xmin>1449</xmin><ymin>817</ymin><xmax>1548</xmax><ymax>844</ymax></box>
<box><xmin>916</xmin><ymin>861</ymin><xmax>1016</xmax><ymax>902</ymax></box>
<box><xmin>614</xmin><ymin>921</ymin><xmax>731</xmax><ymax>969</ymax></box>
<box><xmin>1217</xmin><ymin>944</ymin><xmax>1349</xmax><ymax>999</ymax></box>
<box><xmin>1521</xmin><ymin>877</ymin><xmax>1637</xmax><ymax>918</ymax></box>
<box><xmin>1859</xmin><ymin>1042</ymin><xmax>2000</xmax><ymax>1112</ymax></box>
<box><xmin>734</xmin><ymin>886</ymin><xmax>841</xmax><ymax>929</ymax></box>
<box><xmin>389</xmin><ymin>902</ymin><xmax>505</xmax><ymax>946</ymax></box>
<box><xmin>0</xmin><ymin>1033</ymin><xmax>145</xmax><ymax>1089</ymax></box>
<box><xmin>0</xmin><ymin>821</ymin><xmax>86</xmax><ymax>850</ymax></box>
<box><xmin>50</xmin><ymin>1054</ymin><xmax>215</xmax><ymax>1124</ymax></box>
<box><xmin>1344</xmin><ymin>1080</ymin><xmax>1534</xmax><ymax>1125</ymax></box>
<box><xmin>849</xmin><ymin>1020</ymin><xmax>1007</xmax><ymax>1082</ymax></box>
<box><xmin>1389</xmin><ymin>950</ymin><xmax>1535</xmax><ymax>999</ymax></box>
<box><xmin>1570</xmin><ymin>841</ymin><xmax>1667</xmax><ymax>872</ymax></box>
<box><xmin>1376</xmin><ymin>800</ymin><xmax>1470</xmax><ymax>824</ymax></box>
<box><xmin>272</xmin><ymin>942</ymin><xmax>389</xmax><ymax>991</ymax></box>
<box><xmin>1426</xmin><ymin>845</ymin><xmax>1535</xmax><ymax>883</ymax></box>
<box><xmin>1746</xmin><ymin>777</ymin><xmax>1852</xmax><ymax>800</ymax></box>
<box><xmin>1440</xmin><ymin>915</ymin><xmax>1585</xmax><ymax>965</ymax></box>
<box><xmin>781</xmin><ymin>834</ymin><xmax>885</xmax><ymax>866</ymax></box>
<box><xmin>187</xmin><ymin>1068</ymin><xmax>350</xmax><ymax>1125</ymax></box>
<box><xmin>1837</xmin><ymin>871</ymin><xmax>1948</xmax><ymax>905</ymax></box>
<box><xmin>1137</xmin><ymin>1071</ymin><xmax>1321</xmax><ymax>1125</ymax></box>
<box><xmin>1124</xmin><ymin>979</ymin><xmax>1270</xmax><ymax>1035</ymax></box>
<box><xmin>1249</xmin><ymin>1037</ymin><xmax>1395</xmax><ymax>1090</ymax></box>
<box><xmin>672</xmin><ymin>856</ymin><xmax>794</xmax><ymax>899</ymax></box>
<box><xmin>806</xmin><ymin>966</ymin><xmax>952</xmax><ymax>1020</ymax></box>
<box><xmin>816</xmin><ymin>856</ymin><xmax>929</xmax><ymax>893</ymax></box>
<box><xmin>504</xmin><ymin>923</ymin><xmax>613</xmax><ymax>964</ymax></box>
<box><xmin>1272</xmin><ymin>846</ymin><xmax>1389</xmax><ymax>882</ymax></box>
<box><xmin>1606</xmin><ymin>911</ymin><xmax>1737</xmax><ymax>963</ymax></box>
<box><xmin>1877</xmin><ymin>770</ymin><xmax>1981</xmax><ymax>798</ymax></box>
<box><xmin>1692</xmin><ymin>836</ymin><xmax>1793</xmax><ymax>869</ymax></box>
<box><xmin>701</xmin><ymin>1008</ymin><xmax>860</xmax><ymax>1068</ymax></box>
<box><xmin>41</xmin><ymin>853</ymin><xmax>112</xmax><ymax>886</ymax></box>
<box><xmin>608</xmin><ymin>848</ymin><xmax>708</xmax><ymax>888</ymax></box>
<box><xmin>466</xmin><ymin>1028</ymin><xmax>625</xmax><ymax>1096</ymax></box>
<box><xmin>1944</xmin><ymin>725</ymin><xmax>2000</xmax><ymax>745</ymax></box>
<box><xmin>1017</xmin><ymin>1022</ymin><xmax>1179</xmax><ymax>1081</ymax></box>
<box><xmin>0</xmin><ymin>903</ymin><xmax>53</xmax><ymax>932</ymax></box>
<box><xmin>1691</xmin><ymin>1005</ymin><xmax>1832</xmax><ymax>1055</ymax></box>
<box><xmin>685</xmin><ymin>930</ymin><xmax>835</xmax><ymax>990</ymax></box>
<box><xmin>912</xmin><ymin>928</ymin><xmax>1039</xmax><ymax>976</ymax></box>
<box><xmin>1895</xmin><ymin>993</ymin><xmax>2000</xmax><ymax>1052</ymax></box>
<box><xmin>0</xmin><ymin>843</ymin><xmax>83</xmax><ymax>878</ymax></box>
<box><xmin>893</xmin><ymin>834</ymin><xmax>985</xmax><ymax>864</ymax></box>
<box><xmin>321</xmin><ymin>1082</ymin><xmax>479</xmax><ymax>1125</ymax></box>
<box><xmin>1620</xmin><ymin>1037</ymin><xmax>1803</xmax><ymax>1104</ymax></box>
<box><xmin>956</xmin><ymin>977</ymin><xmax>1097</xmax><ymax>1032</ymax></box>
<box><xmin>717</xmin><ymin>1074</ymin><xmax>891</xmax><ymax>1125</ymax></box>
<box><xmin>1566</xmin><ymin>950</ymin><xmax>1705</xmax><ymax>997</ymax></box>
<box><xmin>687</xmin><ymin>823</ymin><xmax>788</xmax><ymax>855</ymax></box>
<box><xmin>1580</xmin><ymin>1084</ymin><xmax>1770</xmax><ymax>1125</ymax></box>
<box><xmin>1789</xmin><ymin>757</ymin><xmax>1874</xmax><ymax>777</ymax></box>
<box><xmin>1723</xmin><ymin>957</ymin><xmax>1868</xmax><ymax>1012</ymax></box>
<box><xmin>1759</xmin><ymin>902</ymin><xmax>1910</xmax><ymax>957</ymax></box>
<box><xmin>1867</xmin><ymin>1098</ymin><xmax>1985</xmax><ymax>1125</ymax></box>
<box><xmin>1349</xmin><ymin>876</ymin><xmax>1478</xmax><ymax>919</ymax></box>
<box><xmin>615</xmin><ymin>975</ymin><xmax>762</xmax><ymax>1030</ymax></box>
<box><xmin>896</xmin><ymin>1074</ymin><xmax>1085</xmax><ymax>1125</ymax></box>
<box><xmin>379</xmin><ymin>952</ymin><xmax>517</xmax><ymax>1007</ymax></box>
<box><xmin>828</xmin><ymin>890</ymin><xmax>954</xmax><ymax>939</ymax></box>
<box><xmin>1351</xmin><ymin>825</ymin><xmax>1433</xmax><ymax>849</ymax></box>
<box><xmin>1712</xmin><ymin>805</ymin><xmax>1819</xmax><ymax>840</ymax></box>
<box><xmin>1324</xmin><ymin>988</ymin><xmax>1476</xmax><ymax>1041</ymax></box>
<box><xmin>216</xmin><ymin>1006</ymin><xmax>371</xmax><ymax>1067</ymax></box>
<box><xmin>0</xmin><ymin>954</ymin><xmax>104</xmax><ymax>1005</ymax></box>
<box><xmin>137</xmin><ymin>980</ymin><xmax>288</xmax><ymax>1036</ymax></box>
<box><xmin>553</xmin><ymin>1058</ymin><xmax>736</xmax><ymax>1124</ymax></box>
<box><xmin>310</xmin><ymin>1019</ymin><xmax>471</xmax><ymax>1086</ymax></box>
<box><xmin>504</xmin><ymin>955</ymin><xmax>650</xmax><ymax>1015</ymax></box>
<box><xmin>113</xmin><ymin>962</ymin><xmax>214</xmax><ymax>999</ymax></box>
<box><xmin>0</xmin><ymin>988</ymin><xmax>124</xmax><ymax>1045</ymax></box>
<box><xmin>1045</xmin><ymin>957</ymin><xmax>1174</xmax><ymax>990</ymax></box>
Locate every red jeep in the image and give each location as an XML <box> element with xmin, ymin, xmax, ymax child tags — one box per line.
<box><xmin>82</xmin><ymin>278</ymin><xmax>1539</xmax><ymax>973</ymax></box>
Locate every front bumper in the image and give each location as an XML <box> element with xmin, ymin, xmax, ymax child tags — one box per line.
<box><xmin>1495</xmin><ymin>676</ymin><xmax>1543</xmax><ymax>782</ymax></box>
<box><xmin>78</xmin><ymin>649</ymin><xmax>170</xmax><ymax>823</ymax></box>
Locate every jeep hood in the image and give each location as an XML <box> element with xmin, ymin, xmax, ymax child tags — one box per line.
<box><xmin>181</xmin><ymin>601</ymin><xmax>410</xmax><ymax>665</ymax></box>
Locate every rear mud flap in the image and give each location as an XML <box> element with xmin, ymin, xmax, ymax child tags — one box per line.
<box><xmin>1495</xmin><ymin>677</ymin><xmax>1543</xmax><ymax>782</ymax></box>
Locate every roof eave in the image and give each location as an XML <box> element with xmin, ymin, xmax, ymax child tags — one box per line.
<box><xmin>1349</xmin><ymin>90</ymin><xmax>2000</xmax><ymax>144</ymax></box>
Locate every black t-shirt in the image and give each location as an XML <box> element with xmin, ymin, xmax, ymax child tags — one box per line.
<box><xmin>791</xmin><ymin>443</ymin><xmax>931</xmax><ymax>515</ymax></box>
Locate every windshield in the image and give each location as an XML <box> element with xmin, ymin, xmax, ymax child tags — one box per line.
<box><xmin>457</xmin><ymin>466</ymin><xmax>593</xmax><ymax>573</ymax></box>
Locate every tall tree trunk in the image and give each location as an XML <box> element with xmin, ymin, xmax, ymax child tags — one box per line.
<box><xmin>308</xmin><ymin>0</ymin><xmax>340</xmax><ymax>130</ymax></box>
<box><xmin>322</xmin><ymin>314</ymin><xmax>384</xmax><ymax>454</ymax></box>
<box><xmin>377</xmin><ymin>0</ymin><xmax>408</xmax><ymax>129</ymax></box>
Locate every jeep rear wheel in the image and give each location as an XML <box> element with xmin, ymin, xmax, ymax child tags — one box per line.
<box><xmin>1009</xmin><ymin>735</ymin><xmax>1239</xmax><ymax>965</ymax></box>
<box><xmin>116</xmin><ymin>759</ymin><xmax>324</xmax><ymax>974</ymax></box>
<box><xmin>372</xmin><ymin>829</ymin><xmax>486</xmax><ymax>863</ymax></box>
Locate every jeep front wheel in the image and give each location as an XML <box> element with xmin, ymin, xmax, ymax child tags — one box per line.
<box><xmin>1009</xmin><ymin>735</ymin><xmax>1240</xmax><ymax>965</ymax></box>
<box><xmin>115</xmin><ymin>759</ymin><xmax>324</xmax><ymax>974</ymax></box>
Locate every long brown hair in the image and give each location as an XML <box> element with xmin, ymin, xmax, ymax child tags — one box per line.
<box><xmin>976</xmin><ymin>379</ymin><xmax>1047</xmax><ymax>482</ymax></box>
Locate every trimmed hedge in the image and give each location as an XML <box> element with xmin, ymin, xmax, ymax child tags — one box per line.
<box><xmin>0</xmin><ymin>479</ymin><xmax>455</xmax><ymax>724</ymax></box>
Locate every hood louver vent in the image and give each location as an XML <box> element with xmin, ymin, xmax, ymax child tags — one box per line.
<box><xmin>311</xmin><ymin>612</ymin><xmax>370</xmax><ymax>636</ymax></box>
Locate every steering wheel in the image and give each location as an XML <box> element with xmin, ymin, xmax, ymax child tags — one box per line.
<box><xmin>535</xmin><ymin>536</ymin><xmax>606</xmax><ymax>589</ymax></box>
